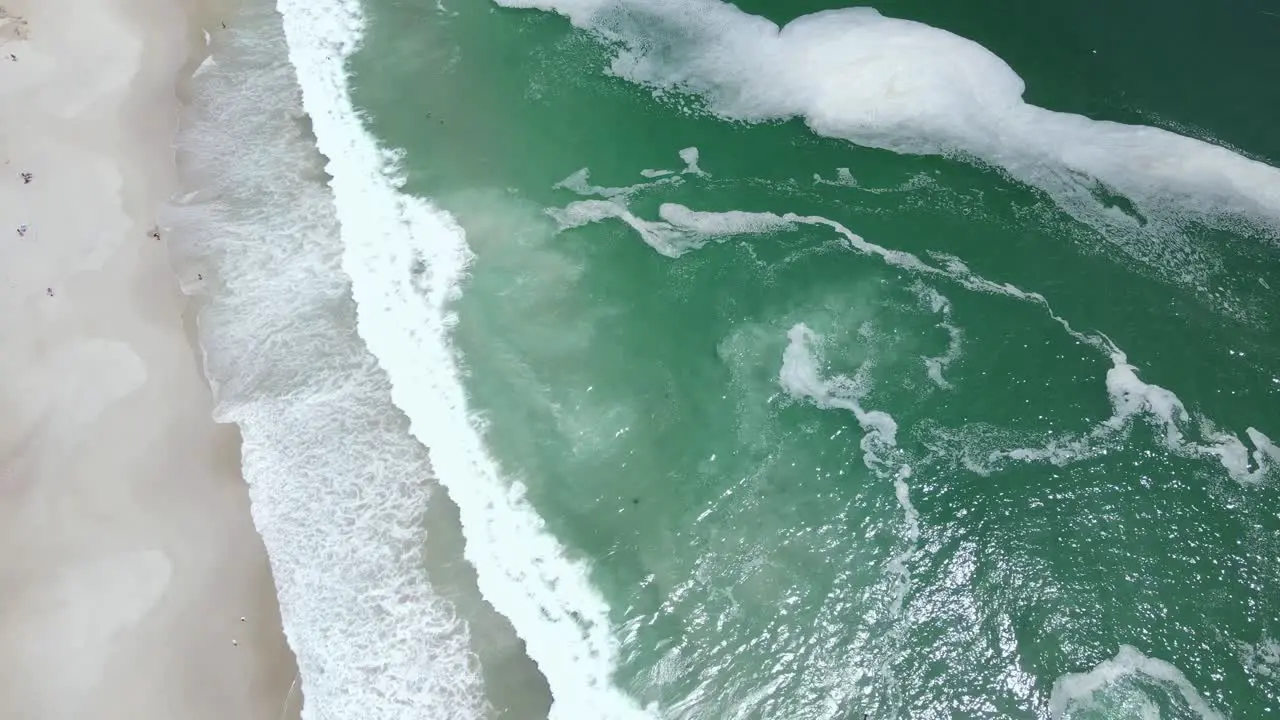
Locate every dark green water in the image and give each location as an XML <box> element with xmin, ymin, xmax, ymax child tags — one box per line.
<box><xmin>346</xmin><ymin>0</ymin><xmax>1280</xmax><ymax>716</ymax></box>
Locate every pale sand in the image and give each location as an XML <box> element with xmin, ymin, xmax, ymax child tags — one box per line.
<box><xmin>0</xmin><ymin>1</ymin><xmax>300</xmax><ymax>718</ymax></box>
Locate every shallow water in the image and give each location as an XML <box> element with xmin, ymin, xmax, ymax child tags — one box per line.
<box><xmin>205</xmin><ymin>0</ymin><xmax>1280</xmax><ymax>717</ymax></box>
<box><xmin>172</xmin><ymin>3</ymin><xmax>547</xmax><ymax>717</ymax></box>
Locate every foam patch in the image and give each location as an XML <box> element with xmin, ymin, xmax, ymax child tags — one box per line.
<box><xmin>1048</xmin><ymin>645</ymin><xmax>1224</xmax><ymax>720</ymax></box>
<box><xmin>496</xmin><ymin>0</ymin><xmax>1280</xmax><ymax>314</ymax></box>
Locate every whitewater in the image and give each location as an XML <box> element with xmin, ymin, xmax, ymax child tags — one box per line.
<box><xmin>164</xmin><ymin>0</ymin><xmax>1280</xmax><ymax>717</ymax></box>
<box><xmin>548</xmin><ymin>169</ymin><xmax>1280</xmax><ymax>485</ymax></box>
<box><xmin>497</xmin><ymin>0</ymin><xmax>1280</xmax><ymax>322</ymax></box>
<box><xmin>170</xmin><ymin>3</ymin><xmax>503</xmax><ymax>718</ymax></box>
<box><xmin>272</xmin><ymin>0</ymin><xmax>653</xmax><ymax>717</ymax></box>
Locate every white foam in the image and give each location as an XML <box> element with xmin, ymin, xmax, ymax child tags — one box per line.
<box><xmin>1241</xmin><ymin>636</ymin><xmax>1280</xmax><ymax>678</ymax></box>
<box><xmin>926</xmin><ymin>330</ymin><xmax>961</xmax><ymax>389</ymax></box>
<box><xmin>553</xmin><ymin>189</ymin><xmax>939</xmax><ymax>274</ymax></box>
<box><xmin>170</xmin><ymin>4</ymin><xmax>491</xmax><ymax>718</ymax></box>
<box><xmin>886</xmin><ymin>465</ymin><xmax>919</xmax><ymax>617</ymax></box>
<box><xmin>192</xmin><ymin>54</ymin><xmax>215</xmax><ymax>77</ymax></box>
<box><xmin>678</xmin><ymin>146</ymin><xmax>707</xmax><ymax>176</ymax></box>
<box><xmin>1048</xmin><ymin>645</ymin><xmax>1224</xmax><ymax>720</ymax></box>
<box><xmin>274</xmin><ymin>0</ymin><xmax>651</xmax><ymax>717</ymax></box>
<box><xmin>658</xmin><ymin>203</ymin><xmax>794</xmax><ymax>236</ymax></box>
<box><xmin>550</xmin><ymin>199</ymin><xmax>794</xmax><ymax>257</ymax></box>
<box><xmin>551</xmin><ymin>198</ymin><xmax>698</xmax><ymax>256</ymax></box>
<box><xmin>991</xmin><ymin>351</ymin><xmax>1280</xmax><ymax>484</ymax></box>
<box><xmin>1196</xmin><ymin>425</ymin><xmax>1280</xmax><ymax>485</ymax></box>
<box><xmin>560</xmin><ymin>186</ymin><xmax>1277</xmax><ymax>485</ymax></box>
<box><xmin>909</xmin><ymin>284</ymin><xmax>962</xmax><ymax>389</ymax></box>
<box><xmin>1103</xmin><ymin>352</ymin><xmax>1190</xmax><ymax>447</ymax></box>
<box><xmin>978</xmin><ymin>353</ymin><xmax>1164</xmax><ymax>468</ymax></box>
<box><xmin>814</xmin><ymin>167</ymin><xmax>937</xmax><ymax>196</ymax></box>
<box><xmin>499</xmin><ymin>0</ymin><xmax>1280</xmax><ymax>229</ymax></box>
<box><xmin>779</xmin><ymin>324</ymin><xmax>917</xmax><ymax>615</ymax></box>
<box><xmin>550</xmin><ymin>185</ymin><xmax>1064</xmax><ymax>316</ymax></box>
<box><xmin>493</xmin><ymin>0</ymin><xmax>1280</xmax><ymax>310</ymax></box>
<box><xmin>555</xmin><ymin>166</ymin><xmax>670</xmax><ymax>198</ymax></box>
<box><xmin>762</xmin><ymin>206</ymin><xmax>1277</xmax><ymax>482</ymax></box>
<box><xmin>555</xmin><ymin>147</ymin><xmax>703</xmax><ymax>199</ymax></box>
<box><xmin>814</xmin><ymin>167</ymin><xmax>858</xmax><ymax>188</ymax></box>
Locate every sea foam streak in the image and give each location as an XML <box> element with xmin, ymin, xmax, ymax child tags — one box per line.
<box><xmin>549</xmin><ymin>159</ymin><xmax>1278</xmax><ymax>486</ymax></box>
<box><xmin>779</xmin><ymin>323</ymin><xmax>920</xmax><ymax>705</ymax></box>
<box><xmin>274</xmin><ymin>0</ymin><xmax>650</xmax><ymax>717</ymax></box>
<box><xmin>779</xmin><ymin>325</ymin><xmax>919</xmax><ymax>614</ymax></box>
<box><xmin>908</xmin><ymin>283</ymin><xmax>962</xmax><ymax>390</ymax></box>
<box><xmin>1048</xmin><ymin>645</ymin><xmax>1224</xmax><ymax>720</ymax></box>
<box><xmin>551</xmin><ymin>159</ymin><xmax>1270</xmax><ymax>710</ymax></box>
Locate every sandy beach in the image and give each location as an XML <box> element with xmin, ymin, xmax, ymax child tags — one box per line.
<box><xmin>0</xmin><ymin>0</ymin><xmax>299</xmax><ymax>717</ymax></box>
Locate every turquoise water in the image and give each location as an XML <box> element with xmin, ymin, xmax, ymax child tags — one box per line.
<box><xmin>259</xmin><ymin>0</ymin><xmax>1280</xmax><ymax>717</ymax></box>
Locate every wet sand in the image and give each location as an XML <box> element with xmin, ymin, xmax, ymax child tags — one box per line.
<box><xmin>0</xmin><ymin>0</ymin><xmax>299</xmax><ymax>717</ymax></box>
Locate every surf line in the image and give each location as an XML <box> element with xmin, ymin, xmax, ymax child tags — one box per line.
<box><xmin>274</xmin><ymin>0</ymin><xmax>659</xmax><ymax>716</ymax></box>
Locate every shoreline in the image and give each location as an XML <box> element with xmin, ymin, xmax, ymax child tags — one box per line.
<box><xmin>0</xmin><ymin>0</ymin><xmax>300</xmax><ymax>717</ymax></box>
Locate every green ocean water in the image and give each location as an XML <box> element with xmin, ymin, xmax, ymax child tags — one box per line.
<box><xmin>346</xmin><ymin>0</ymin><xmax>1280</xmax><ymax>716</ymax></box>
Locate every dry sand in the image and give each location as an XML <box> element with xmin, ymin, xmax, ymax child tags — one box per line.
<box><xmin>0</xmin><ymin>0</ymin><xmax>300</xmax><ymax>717</ymax></box>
